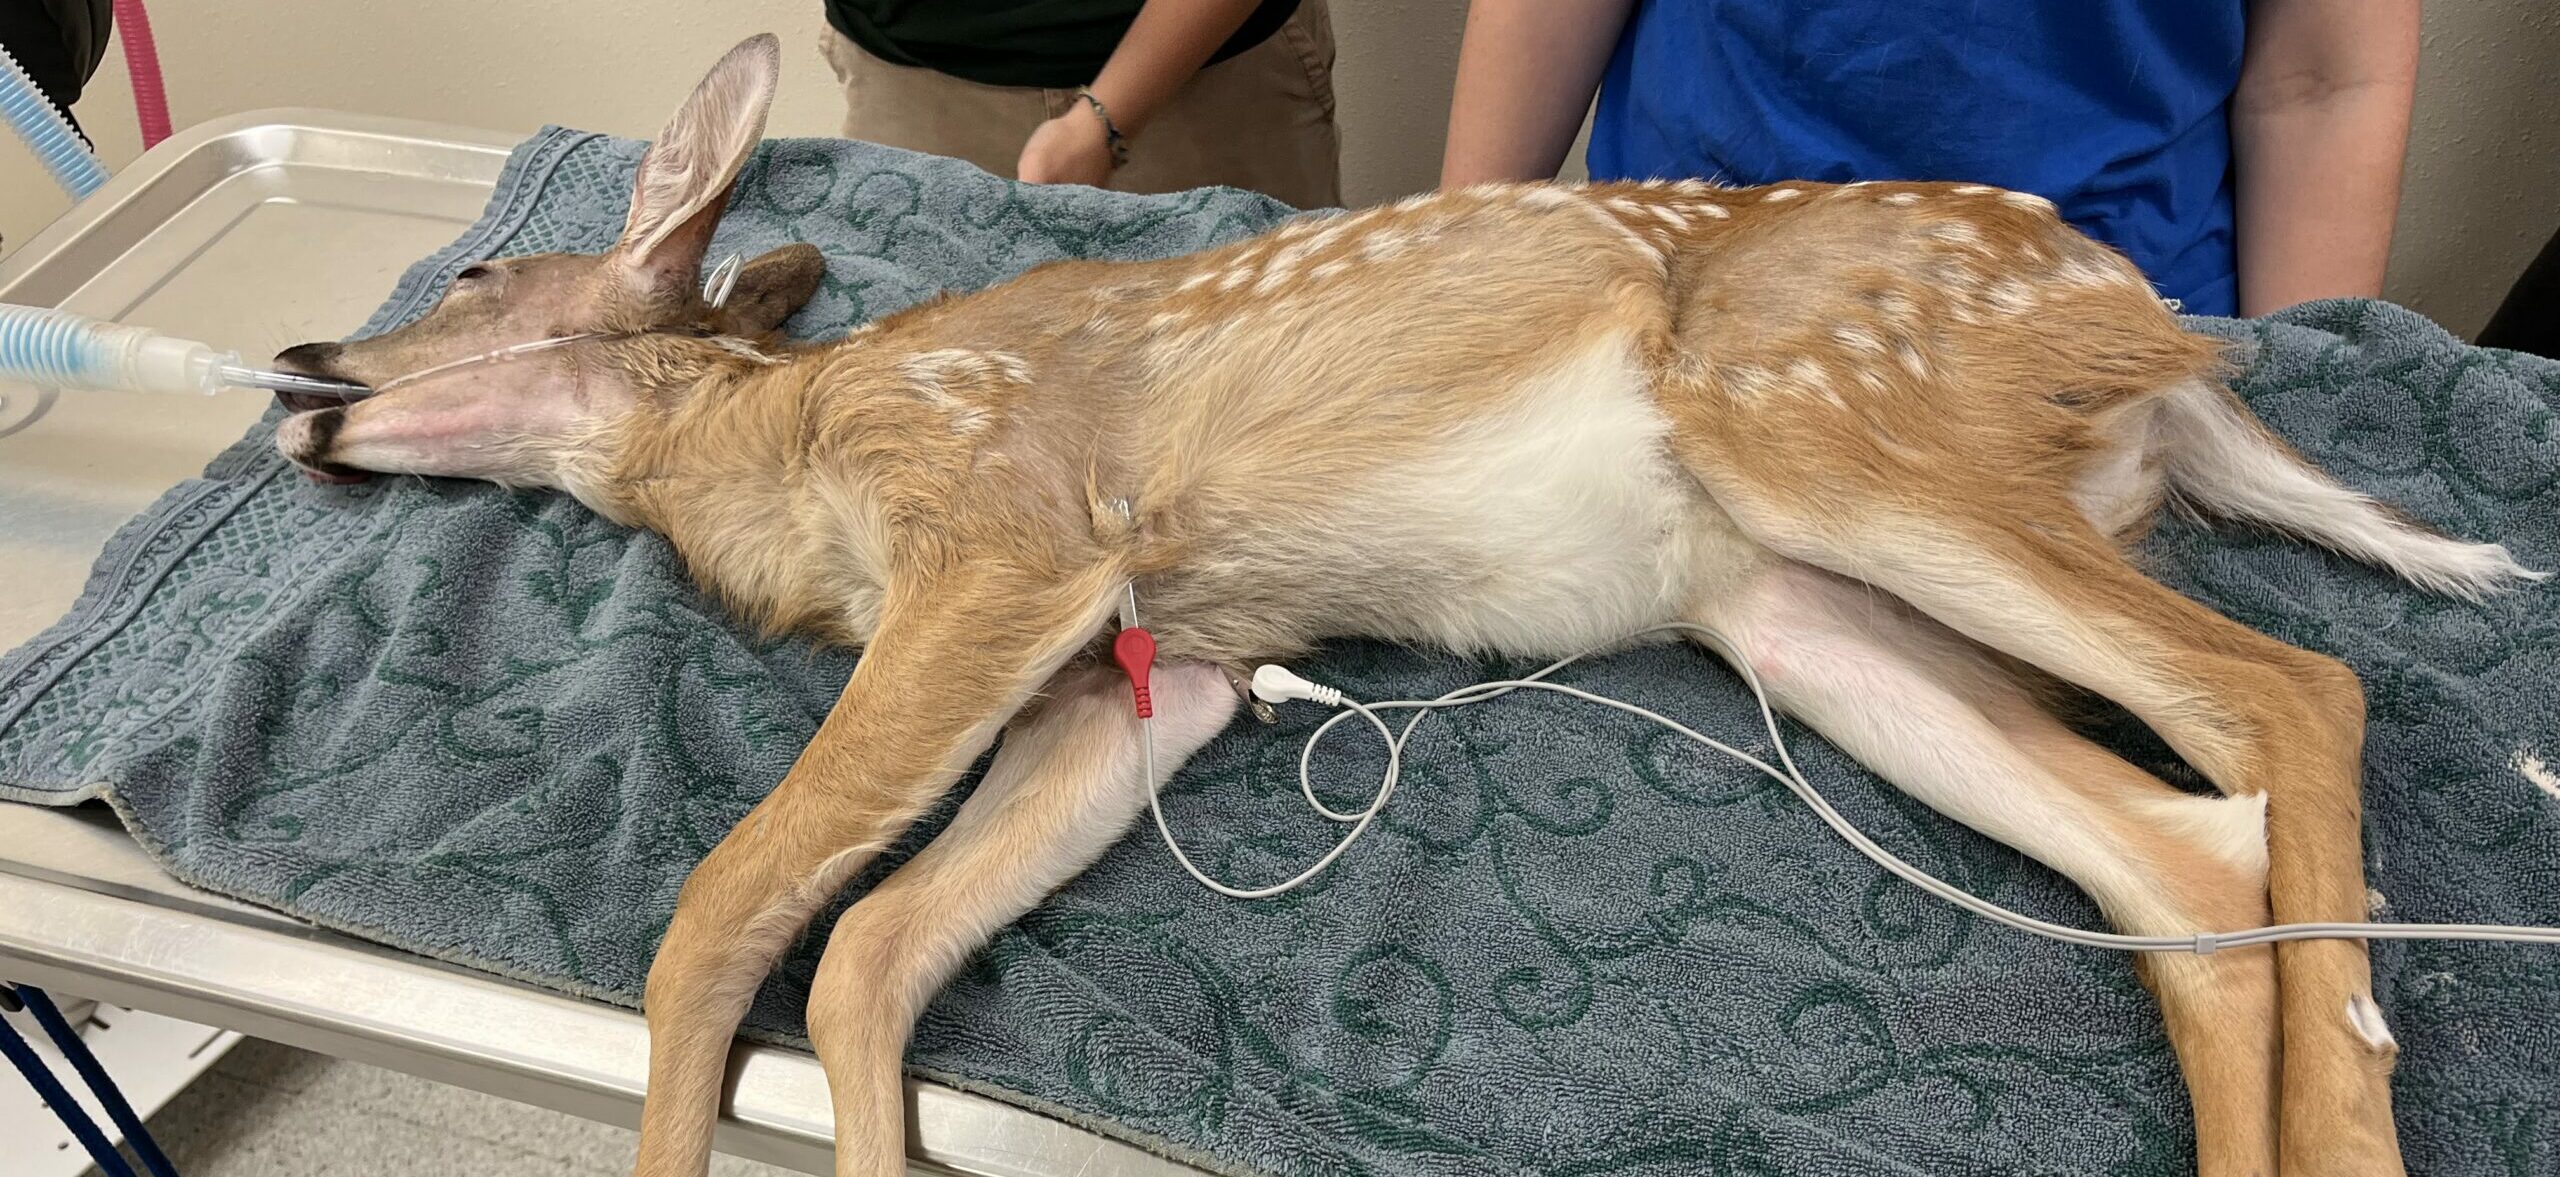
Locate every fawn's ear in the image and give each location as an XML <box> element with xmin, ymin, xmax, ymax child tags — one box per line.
<box><xmin>614</xmin><ymin>34</ymin><xmax>781</xmax><ymax>302</ymax></box>
<box><xmin>709</xmin><ymin>244</ymin><xmax>826</xmax><ymax>337</ymax></box>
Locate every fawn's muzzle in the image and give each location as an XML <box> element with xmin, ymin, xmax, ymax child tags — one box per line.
<box><xmin>271</xmin><ymin>341</ymin><xmax>367</xmax><ymax>413</ymax></box>
<box><xmin>275</xmin><ymin>404</ymin><xmax>373</xmax><ymax>485</ymax></box>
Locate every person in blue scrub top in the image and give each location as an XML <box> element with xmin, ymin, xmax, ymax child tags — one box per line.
<box><xmin>1439</xmin><ymin>0</ymin><xmax>2420</xmax><ymax>319</ymax></box>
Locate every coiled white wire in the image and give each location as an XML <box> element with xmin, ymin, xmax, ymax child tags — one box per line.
<box><xmin>1144</xmin><ymin>621</ymin><xmax>2560</xmax><ymax>955</ymax></box>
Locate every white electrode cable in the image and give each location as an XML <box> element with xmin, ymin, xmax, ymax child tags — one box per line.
<box><xmin>1143</xmin><ymin>678</ymin><xmax>1404</xmax><ymax>900</ymax></box>
<box><xmin>1141</xmin><ymin>619</ymin><xmax>2560</xmax><ymax>956</ymax></box>
<box><xmin>369</xmin><ymin>255</ymin><xmax>746</xmax><ymax>396</ymax></box>
<box><xmin>371</xmin><ymin>332</ymin><xmax>611</xmax><ymax>395</ymax></box>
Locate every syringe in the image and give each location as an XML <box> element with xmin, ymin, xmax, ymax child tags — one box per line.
<box><xmin>0</xmin><ymin>301</ymin><xmax>370</xmax><ymax>438</ymax></box>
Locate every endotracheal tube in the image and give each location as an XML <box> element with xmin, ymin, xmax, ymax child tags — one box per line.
<box><xmin>0</xmin><ymin>302</ymin><xmax>369</xmax><ymax>438</ymax></box>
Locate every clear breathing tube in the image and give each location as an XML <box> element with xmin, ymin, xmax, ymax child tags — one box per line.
<box><xmin>0</xmin><ymin>41</ymin><xmax>107</xmax><ymax>199</ymax></box>
<box><xmin>0</xmin><ymin>302</ymin><xmax>371</xmax><ymax>439</ymax></box>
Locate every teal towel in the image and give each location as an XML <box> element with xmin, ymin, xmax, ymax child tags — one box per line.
<box><xmin>4</xmin><ymin>127</ymin><xmax>2556</xmax><ymax>1176</ymax></box>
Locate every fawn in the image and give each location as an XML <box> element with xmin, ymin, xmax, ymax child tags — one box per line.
<box><xmin>271</xmin><ymin>34</ymin><xmax>2534</xmax><ymax>1177</ymax></box>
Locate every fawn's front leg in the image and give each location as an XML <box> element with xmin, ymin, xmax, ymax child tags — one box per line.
<box><xmin>806</xmin><ymin>660</ymin><xmax>1239</xmax><ymax>1177</ymax></box>
<box><xmin>630</xmin><ymin>565</ymin><xmax>1126</xmax><ymax>1177</ymax></box>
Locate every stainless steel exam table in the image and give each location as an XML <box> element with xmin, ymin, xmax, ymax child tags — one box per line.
<box><xmin>0</xmin><ymin>110</ymin><xmax>1205</xmax><ymax>1177</ymax></box>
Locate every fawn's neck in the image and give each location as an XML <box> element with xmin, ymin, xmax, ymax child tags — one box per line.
<box><xmin>589</xmin><ymin>324</ymin><xmax>1114</xmax><ymax>648</ymax></box>
<box><xmin>598</xmin><ymin>347</ymin><xmax>876</xmax><ymax>642</ymax></box>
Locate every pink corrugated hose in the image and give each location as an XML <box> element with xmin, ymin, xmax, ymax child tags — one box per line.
<box><xmin>113</xmin><ymin>0</ymin><xmax>171</xmax><ymax>148</ymax></box>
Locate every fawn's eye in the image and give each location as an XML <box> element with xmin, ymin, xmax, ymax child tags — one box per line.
<box><xmin>454</xmin><ymin>264</ymin><xmax>493</xmax><ymax>283</ymax></box>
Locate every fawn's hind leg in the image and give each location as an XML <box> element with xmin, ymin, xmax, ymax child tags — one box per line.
<box><xmin>1692</xmin><ymin>559</ymin><xmax>2280</xmax><ymax>1175</ymax></box>
<box><xmin>1692</xmin><ymin>476</ymin><xmax>2399</xmax><ymax>1176</ymax></box>
<box><xmin>802</xmin><ymin>662</ymin><xmax>1238</xmax><ymax>1177</ymax></box>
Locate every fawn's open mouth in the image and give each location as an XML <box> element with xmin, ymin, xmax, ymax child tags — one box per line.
<box><xmin>299</xmin><ymin>463</ymin><xmax>373</xmax><ymax>486</ymax></box>
<box><xmin>277</xmin><ymin>388</ymin><xmax>366</xmax><ymax>414</ymax></box>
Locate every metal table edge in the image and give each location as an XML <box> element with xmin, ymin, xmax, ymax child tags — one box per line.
<box><xmin>0</xmin><ymin>109</ymin><xmax>525</xmax><ymax>301</ymax></box>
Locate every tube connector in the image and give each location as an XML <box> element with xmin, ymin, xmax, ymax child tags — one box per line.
<box><xmin>127</xmin><ymin>330</ymin><xmax>232</xmax><ymax>396</ymax></box>
<box><xmin>1252</xmin><ymin>665</ymin><xmax>1341</xmax><ymax>707</ymax></box>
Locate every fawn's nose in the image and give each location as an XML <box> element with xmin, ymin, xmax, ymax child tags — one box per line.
<box><xmin>272</xmin><ymin>342</ymin><xmax>353</xmax><ymax>413</ymax></box>
<box><xmin>273</xmin><ymin>341</ymin><xmax>344</xmax><ymax>374</ymax></box>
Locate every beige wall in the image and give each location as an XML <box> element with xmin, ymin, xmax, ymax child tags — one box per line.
<box><xmin>0</xmin><ymin>0</ymin><xmax>845</xmax><ymax>258</ymax></box>
<box><xmin>6</xmin><ymin>1</ymin><xmax>2553</xmax><ymax>336</ymax></box>
<box><xmin>2389</xmin><ymin>0</ymin><xmax>2560</xmax><ymax>339</ymax></box>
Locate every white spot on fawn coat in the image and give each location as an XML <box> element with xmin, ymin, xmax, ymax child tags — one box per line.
<box><xmin>2346</xmin><ymin>994</ymin><xmax>2397</xmax><ymax>1054</ymax></box>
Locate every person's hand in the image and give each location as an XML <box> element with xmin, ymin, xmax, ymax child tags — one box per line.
<box><xmin>1017</xmin><ymin>110</ymin><xmax>1118</xmax><ymax>187</ymax></box>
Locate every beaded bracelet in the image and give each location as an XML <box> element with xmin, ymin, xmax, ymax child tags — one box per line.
<box><xmin>1074</xmin><ymin>87</ymin><xmax>1131</xmax><ymax>170</ymax></box>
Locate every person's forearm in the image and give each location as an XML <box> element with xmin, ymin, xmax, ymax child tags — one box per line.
<box><xmin>1085</xmin><ymin>0</ymin><xmax>1263</xmax><ymax>136</ymax></box>
<box><xmin>1440</xmin><ymin>0</ymin><xmax>1636</xmax><ymax>187</ymax></box>
<box><xmin>2230</xmin><ymin>0</ymin><xmax>2419</xmax><ymax>317</ymax></box>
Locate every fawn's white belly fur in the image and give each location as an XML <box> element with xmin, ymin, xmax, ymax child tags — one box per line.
<box><xmin>1317</xmin><ymin>336</ymin><xmax>1741</xmax><ymax>657</ymax></box>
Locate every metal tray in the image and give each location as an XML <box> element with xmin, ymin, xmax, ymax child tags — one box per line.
<box><xmin>0</xmin><ymin>110</ymin><xmax>1207</xmax><ymax>1177</ymax></box>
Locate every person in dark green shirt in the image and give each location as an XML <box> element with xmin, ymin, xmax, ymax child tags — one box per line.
<box><xmin>820</xmin><ymin>0</ymin><xmax>1341</xmax><ymax>208</ymax></box>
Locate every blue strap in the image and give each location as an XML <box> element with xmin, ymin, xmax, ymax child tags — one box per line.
<box><xmin>14</xmin><ymin>986</ymin><xmax>180</xmax><ymax>1177</ymax></box>
<box><xmin>0</xmin><ymin>995</ymin><xmax>140</xmax><ymax>1177</ymax></box>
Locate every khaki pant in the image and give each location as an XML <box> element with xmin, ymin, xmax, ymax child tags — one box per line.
<box><xmin>818</xmin><ymin>0</ymin><xmax>1342</xmax><ymax>209</ymax></box>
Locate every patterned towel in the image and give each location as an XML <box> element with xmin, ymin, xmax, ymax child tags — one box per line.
<box><xmin>4</xmin><ymin>127</ymin><xmax>2556</xmax><ymax>1177</ymax></box>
